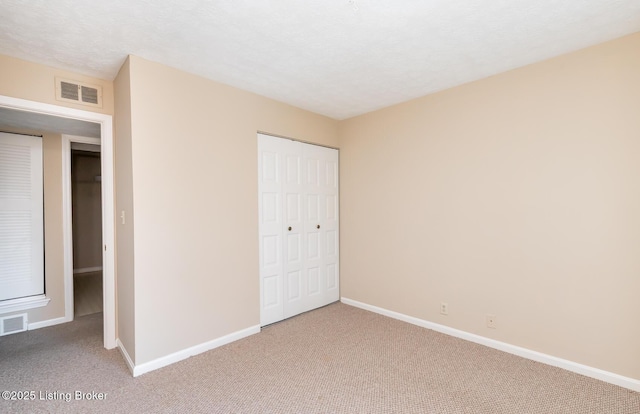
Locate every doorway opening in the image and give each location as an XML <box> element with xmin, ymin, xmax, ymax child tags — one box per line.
<box><xmin>71</xmin><ymin>143</ymin><xmax>103</xmax><ymax>318</ymax></box>
<box><xmin>0</xmin><ymin>95</ymin><xmax>115</xmax><ymax>349</ymax></box>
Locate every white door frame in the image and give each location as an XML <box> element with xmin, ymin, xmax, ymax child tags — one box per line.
<box><xmin>0</xmin><ymin>95</ymin><xmax>116</xmax><ymax>350</ymax></box>
<box><xmin>62</xmin><ymin>134</ymin><xmax>101</xmax><ymax>322</ymax></box>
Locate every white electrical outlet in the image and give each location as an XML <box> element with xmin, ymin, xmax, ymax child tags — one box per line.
<box><xmin>486</xmin><ymin>314</ymin><xmax>496</xmax><ymax>329</ymax></box>
<box><xmin>440</xmin><ymin>302</ymin><xmax>448</xmax><ymax>315</ymax></box>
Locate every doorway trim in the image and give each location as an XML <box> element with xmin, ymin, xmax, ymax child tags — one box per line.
<box><xmin>0</xmin><ymin>95</ymin><xmax>116</xmax><ymax>350</ymax></box>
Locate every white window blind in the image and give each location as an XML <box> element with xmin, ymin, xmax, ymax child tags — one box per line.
<box><xmin>0</xmin><ymin>132</ymin><xmax>44</xmax><ymax>302</ymax></box>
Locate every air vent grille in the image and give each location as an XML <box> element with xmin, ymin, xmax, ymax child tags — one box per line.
<box><xmin>55</xmin><ymin>77</ymin><xmax>103</xmax><ymax>108</ymax></box>
<box><xmin>0</xmin><ymin>313</ymin><xmax>27</xmax><ymax>336</ymax></box>
<box><xmin>61</xmin><ymin>81</ymin><xmax>79</xmax><ymax>100</ymax></box>
<box><xmin>81</xmin><ymin>85</ymin><xmax>99</xmax><ymax>104</ymax></box>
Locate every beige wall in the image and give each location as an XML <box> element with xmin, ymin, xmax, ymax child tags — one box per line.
<box><xmin>339</xmin><ymin>32</ymin><xmax>640</xmax><ymax>380</ymax></box>
<box><xmin>123</xmin><ymin>56</ymin><xmax>338</xmax><ymax>364</ymax></box>
<box><xmin>33</xmin><ymin>133</ymin><xmax>66</xmax><ymax>322</ymax></box>
<box><xmin>0</xmin><ymin>55</ymin><xmax>114</xmax><ymax>325</ymax></box>
<box><xmin>0</xmin><ymin>54</ymin><xmax>114</xmax><ymax>115</ymax></box>
<box><xmin>114</xmin><ymin>57</ymin><xmax>136</xmax><ymax>361</ymax></box>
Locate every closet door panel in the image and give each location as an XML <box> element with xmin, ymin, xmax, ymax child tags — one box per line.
<box><xmin>282</xmin><ymin>141</ymin><xmax>307</xmax><ymax>318</ymax></box>
<box><xmin>327</xmin><ymin>263</ymin><xmax>338</xmax><ymax>291</ymax></box>
<box><xmin>286</xmin><ymin>270</ymin><xmax>301</xmax><ymax>301</ymax></box>
<box><xmin>258</xmin><ymin>138</ymin><xmax>286</xmax><ymax>325</ymax></box>
<box><xmin>303</xmin><ymin>144</ymin><xmax>327</xmax><ymax>311</ymax></box>
<box><xmin>320</xmin><ymin>146</ymin><xmax>340</xmax><ymax>302</ymax></box>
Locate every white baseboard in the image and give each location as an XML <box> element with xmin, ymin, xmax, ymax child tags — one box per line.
<box><xmin>341</xmin><ymin>297</ymin><xmax>640</xmax><ymax>392</ymax></box>
<box><xmin>28</xmin><ymin>315</ymin><xmax>71</xmax><ymax>330</ymax></box>
<box><xmin>116</xmin><ymin>339</ymin><xmax>136</xmax><ymax>375</ymax></box>
<box><xmin>73</xmin><ymin>266</ymin><xmax>103</xmax><ymax>274</ymax></box>
<box><xmin>129</xmin><ymin>325</ymin><xmax>261</xmax><ymax>377</ymax></box>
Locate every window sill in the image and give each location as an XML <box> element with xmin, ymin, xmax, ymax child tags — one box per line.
<box><xmin>0</xmin><ymin>295</ymin><xmax>50</xmax><ymax>314</ymax></box>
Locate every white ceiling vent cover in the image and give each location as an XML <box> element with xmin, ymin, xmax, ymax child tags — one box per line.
<box><xmin>0</xmin><ymin>313</ymin><xmax>28</xmax><ymax>336</ymax></box>
<box><xmin>55</xmin><ymin>77</ymin><xmax>103</xmax><ymax>108</ymax></box>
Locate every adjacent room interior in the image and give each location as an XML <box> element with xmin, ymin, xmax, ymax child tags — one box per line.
<box><xmin>71</xmin><ymin>144</ymin><xmax>103</xmax><ymax>318</ymax></box>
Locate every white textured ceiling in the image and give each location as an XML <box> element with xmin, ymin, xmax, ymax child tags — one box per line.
<box><xmin>1</xmin><ymin>0</ymin><xmax>640</xmax><ymax>120</ymax></box>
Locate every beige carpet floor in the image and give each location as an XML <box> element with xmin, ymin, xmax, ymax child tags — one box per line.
<box><xmin>0</xmin><ymin>302</ymin><xmax>638</xmax><ymax>413</ymax></box>
<box><xmin>73</xmin><ymin>271</ymin><xmax>103</xmax><ymax>317</ymax></box>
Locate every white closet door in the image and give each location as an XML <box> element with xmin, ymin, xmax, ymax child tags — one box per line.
<box><xmin>302</xmin><ymin>144</ymin><xmax>323</xmax><ymax>312</ymax></box>
<box><xmin>301</xmin><ymin>143</ymin><xmax>340</xmax><ymax>311</ymax></box>
<box><xmin>258</xmin><ymin>135</ymin><xmax>286</xmax><ymax>325</ymax></box>
<box><xmin>282</xmin><ymin>140</ymin><xmax>306</xmax><ymax>319</ymax></box>
<box><xmin>258</xmin><ymin>134</ymin><xmax>339</xmax><ymax>326</ymax></box>
<box><xmin>319</xmin><ymin>145</ymin><xmax>340</xmax><ymax>303</ymax></box>
<box><xmin>0</xmin><ymin>132</ymin><xmax>44</xmax><ymax>301</ymax></box>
